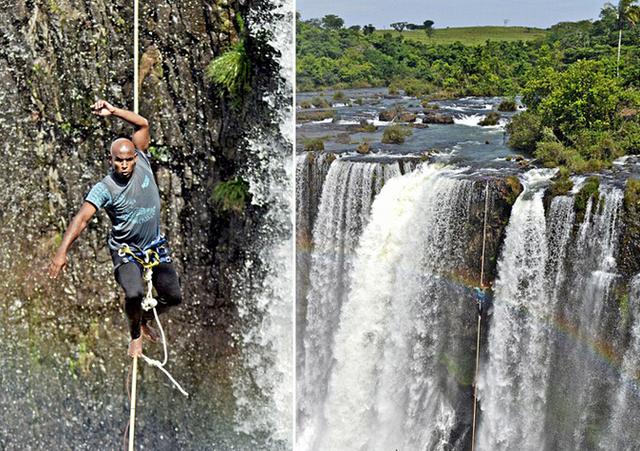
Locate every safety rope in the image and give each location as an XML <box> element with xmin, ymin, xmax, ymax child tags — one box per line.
<box><xmin>471</xmin><ymin>180</ymin><xmax>490</xmax><ymax>451</ymax></box>
<box><xmin>119</xmin><ymin>244</ymin><xmax>189</xmax><ymax>397</ymax></box>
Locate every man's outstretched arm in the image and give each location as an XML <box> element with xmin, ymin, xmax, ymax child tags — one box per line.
<box><xmin>91</xmin><ymin>99</ymin><xmax>150</xmax><ymax>151</ymax></box>
<box><xmin>48</xmin><ymin>202</ymin><xmax>97</xmax><ymax>279</ymax></box>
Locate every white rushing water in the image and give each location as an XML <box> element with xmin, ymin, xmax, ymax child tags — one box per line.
<box><xmin>301</xmin><ymin>163</ymin><xmax>480</xmax><ymax>451</ymax></box>
<box><xmin>477</xmin><ymin>169</ymin><xmax>557</xmax><ymax>451</ymax></box>
<box><xmin>605</xmin><ymin>274</ymin><xmax>640</xmax><ymax>449</ymax></box>
<box><xmin>298</xmin><ymin>159</ymin><xmax>402</xmax><ymax>447</ymax></box>
<box><xmin>232</xmin><ymin>0</ymin><xmax>294</xmax><ymax>446</ymax></box>
<box><xmin>479</xmin><ymin>172</ymin><xmax>626</xmax><ymax>451</ymax></box>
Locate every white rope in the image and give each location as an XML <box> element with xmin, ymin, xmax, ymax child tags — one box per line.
<box><xmin>133</xmin><ymin>0</ymin><xmax>139</xmax><ymax>114</ymax></box>
<box><xmin>129</xmin><ymin>3</ymin><xmax>140</xmax><ymax>449</ymax></box>
<box><xmin>140</xmin><ymin>266</ymin><xmax>189</xmax><ymax>397</ymax></box>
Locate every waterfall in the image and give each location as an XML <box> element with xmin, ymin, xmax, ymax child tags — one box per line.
<box><xmin>301</xmin><ymin>164</ymin><xmax>486</xmax><ymax>451</ymax></box>
<box><xmin>297</xmin><ymin>159</ymin><xmax>402</xmax><ymax>446</ymax></box>
<box><xmin>477</xmin><ymin>169</ymin><xmax>557</xmax><ymax>451</ymax></box>
<box><xmin>604</xmin><ymin>274</ymin><xmax>640</xmax><ymax>449</ymax></box>
<box><xmin>478</xmin><ymin>172</ymin><xmax>626</xmax><ymax>451</ymax></box>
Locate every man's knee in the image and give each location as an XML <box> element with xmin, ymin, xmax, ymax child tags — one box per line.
<box><xmin>164</xmin><ymin>286</ymin><xmax>182</xmax><ymax>306</ymax></box>
<box><xmin>124</xmin><ymin>288</ymin><xmax>145</xmax><ymax>314</ymax></box>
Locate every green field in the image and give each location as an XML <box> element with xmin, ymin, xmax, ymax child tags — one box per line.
<box><xmin>375</xmin><ymin>26</ymin><xmax>547</xmax><ymax>45</ymax></box>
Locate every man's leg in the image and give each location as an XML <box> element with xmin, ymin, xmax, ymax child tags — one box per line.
<box><xmin>114</xmin><ymin>262</ymin><xmax>145</xmax><ymax>340</ymax></box>
<box><xmin>150</xmin><ymin>262</ymin><xmax>182</xmax><ymax>317</ymax></box>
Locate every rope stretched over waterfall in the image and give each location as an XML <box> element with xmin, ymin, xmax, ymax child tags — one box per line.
<box><xmin>471</xmin><ymin>180</ymin><xmax>490</xmax><ymax>451</ymax></box>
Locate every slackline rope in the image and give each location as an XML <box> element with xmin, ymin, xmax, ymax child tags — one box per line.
<box><xmin>471</xmin><ymin>180</ymin><xmax>489</xmax><ymax>451</ymax></box>
<box><xmin>128</xmin><ymin>3</ymin><xmax>140</xmax><ymax>448</ymax></box>
<box><xmin>126</xmin><ymin>5</ymin><xmax>187</xmax><ymax>448</ymax></box>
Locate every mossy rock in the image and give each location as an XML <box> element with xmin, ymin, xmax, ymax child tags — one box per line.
<box><xmin>543</xmin><ymin>170</ymin><xmax>574</xmax><ymax>211</ymax></box>
<box><xmin>619</xmin><ymin>178</ymin><xmax>640</xmax><ymax>279</ymax></box>
<box><xmin>346</xmin><ymin>120</ymin><xmax>376</xmax><ymax>133</ymax></box>
<box><xmin>297</xmin><ymin>109</ymin><xmax>335</xmax><ymax>122</ymax></box>
<box><xmin>421</xmin><ymin>99</ymin><xmax>440</xmax><ymax>110</ymax></box>
<box><xmin>356</xmin><ymin>142</ymin><xmax>371</xmax><ymax>154</ymax></box>
<box><xmin>397</xmin><ymin>112</ymin><xmax>417</xmax><ymax>123</ymax></box>
<box><xmin>503</xmin><ymin>175</ymin><xmax>523</xmax><ymax>205</ymax></box>
<box><xmin>381</xmin><ymin>125</ymin><xmax>412</xmax><ymax>144</ymax></box>
<box><xmin>332</xmin><ymin>91</ymin><xmax>346</xmax><ymax>102</ymax></box>
<box><xmin>497</xmin><ymin>99</ymin><xmax>517</xmax><ymax>112</ymax></box>
<box><xmin>310</xmin><ymin>96</ymin><xmax>330</xmax><ymax>108</ymax></box>
<box><xmin>304</xmin><ymin>138</ymin><xmax>325</xmax><ymax>151</ymax></box>
<box><xmin>479</xmin><ymin>111</ymin><xmax>501</xmax><ymax>126</ymax></box>
<box><xmin>574</xmin><ymin>176</ymin><xmax>600</xmax><ymax>224</ymax></box>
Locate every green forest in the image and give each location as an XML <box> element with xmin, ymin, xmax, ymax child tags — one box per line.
<box><xmin>297</xmin><ymin>2</ymin><xmax>640</xmax><ymax>172</ymax></box>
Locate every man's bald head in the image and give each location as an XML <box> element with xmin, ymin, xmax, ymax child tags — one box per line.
<box><xmin>109</xmin><ymin>138</ymin><xmax>138</xmax><ymax>180</ymax></box>
<box><xmin>110</xmin><ymin>138</ymin><xmax>136</xmax><ymax>156</ymax></box>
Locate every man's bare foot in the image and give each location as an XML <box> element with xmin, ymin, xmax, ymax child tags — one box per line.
<box><xmin>128</xmin><ymin>337</ymin><xmax>143</xmax><ymax>358</ymax></box>
<box><xmin>141</xmin><ymin>323</ymin><xmax>159</xmax><ymax>343</ymax></box>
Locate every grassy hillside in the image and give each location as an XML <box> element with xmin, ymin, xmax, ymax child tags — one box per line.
<box><xmin>375</xmin><ymin>26</ymin><xmax>547</xmax><ymax>45</ymax></box>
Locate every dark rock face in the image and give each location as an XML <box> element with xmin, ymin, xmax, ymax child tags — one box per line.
<box><xmin>0</xmin><ymin>0</ymin><xmax>290</xmax><ymax>448</ymax></box>
<box><xmin>423</xmin><ymin>112</ymin><xmax>455</xmax><ymax>124</ymax></box>
<box><xmin>378</xmin><ymin>109</ymin><xmax>396</xmax><ymax>121</ymax></box>
<box><xmin>397</xmin><ymin>112</ymin><xmax>417</xmax><ymax>122</ymax></box>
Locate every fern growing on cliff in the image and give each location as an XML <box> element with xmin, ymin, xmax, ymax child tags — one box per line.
<box><xmin>212</xmin><ymin>177</ymin><xmax>250</xmax><ymax>213</ymax></box>
<box><xmin>206</xmin><ymin>15</ymin><xmax>250</xmax><ymax>95</ymax></box>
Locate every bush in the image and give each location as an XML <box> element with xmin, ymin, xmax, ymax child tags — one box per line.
<box><xmin>421</xmin><ymin>99</ymin><xmax>440</xmax><ymax>109</ymax></box>
<box><xmin>300</xmin><ymin>100</ymin><xmax>312</xmax><ymax>109</ymax></box>
<box><xmin>381</xmin><ymin>125</ymin><xmax>412</xmax><ymax>144</ymax></box>
<box><xmin>311</xmin><ymin>96</ymin><xmax>330</xmax><ymax>108</ymax></box>
<box><xmin>297</xmin><ymin>110</ymin><xmax>335</xmax><ymax>122</ymax></box>
<box><xmin>389</xmin><ymin>78</ymin><xmax>432</xmax><ymax>97</ymax></box>
<box><xmin>498</xmin><ymin>98</ymin><xmax>517</xmax><ymax>112</ymax></box>
<box><xmin>534</xmin><ymin>140</ymin><xmax>586</xmax><ymax>171</ymax></box>
<box><xmin>479</xmin><ymin>112</ymin><xmax>501</xmax><ymax>126</ymax></box>
<box><xmin>549</xmin><ymin>169</ymin><xmax>574</xmax><ymax>197</ymax></box>
<box><xmin>333</xmin><ymin>91</ymin><xmax>346</xmax><ymax>102</ymax></box>
<box><xmin>570</xmin><ymin>129</ymin><xmax>624</xmax><ymax>163</ymax></box>
<box><xmin>304</xmin><ymin>138</ymin><xmax>325</xmax><ymax>151</ymax></box>
<box><xmin>574</xmin><ymin>176</ymin><xmax>600</xmax><ymax>222</ymax></box>
<box><xmin>507</xmin><ymin>111</ymin><xmax>544</xmax><ymax>153</ymax></box>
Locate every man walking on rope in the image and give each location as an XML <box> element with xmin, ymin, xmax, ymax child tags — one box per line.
<box><xmin>48</xmin><ymin>100</ymin><xmax>182</xmax><ymax>358</ymax></box>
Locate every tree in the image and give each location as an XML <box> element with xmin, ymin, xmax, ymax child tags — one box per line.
<box><xmin>322</xmin><ymin>14</ymin><xmax>344</xmax><ymax>30</ymax></box>
<box><xmin>363</xmin><ymin>24</ymin><xmax>376</xmax><ymax>35</ymax></box>
<box><xmin>423</xmin><ymin>20</ymin><xmax>435</xmax><ymax>38</ymax></box>
<box><xmin>390</xmin><ymin>22</ymin><xmax>408</xmax><ymax>33</ymax></box>
<box><xmin>349</xmin><ymin>25</ymin><xmax>361</xmax><ymax>32</ymax></box>
<box><xmin>604</xmin><ymin>0</ymin><xmax>640</xmax><ymax>76</ymax></box>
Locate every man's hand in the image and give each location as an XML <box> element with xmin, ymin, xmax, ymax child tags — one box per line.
<box><xmin>129</xmin><ymin>337</ymin><xmax>143</xmax><ymax>358</ymax></box>
<box><xmin>48</xmin><ymin>252</ymin><xmax>68</xmax><ymax>279</ymax></box>
<box><xmin>91</xmin><ymin>99</ymin><xmax>116</xmax><ymax>117</ymax></box>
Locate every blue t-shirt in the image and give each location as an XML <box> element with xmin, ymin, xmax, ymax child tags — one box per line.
<box><xmin>85</xmin><ymin>150</ymin><xmax>161</xmax><ymax>251</ymax></box>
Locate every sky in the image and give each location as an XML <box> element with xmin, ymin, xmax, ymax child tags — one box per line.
<box><xmin>296</xmin><ymin>0</ymin><xmax>609</xmax><ymax>29</ymax></box>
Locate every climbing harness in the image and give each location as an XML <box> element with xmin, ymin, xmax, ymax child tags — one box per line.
<box><xmin>118</xmin><ymin>242</ymin><xmax>189</xmax><ymax>397</ymax></box>
<box><xmin>471</xmin><ymin>180</ymin><xmax>490</xmax><ymax>451</ymax></box>
<box><xmin>121</xmin><ymin>241</ymin><xmax>188</xmax><ymax>451</ymax></box>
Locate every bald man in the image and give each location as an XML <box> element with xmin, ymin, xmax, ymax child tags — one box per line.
<box><xmin>48</xmin><ymin>100</ymin><xmax>182</xmax><ymax>358</ymax></box>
